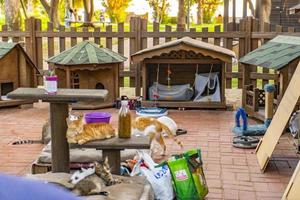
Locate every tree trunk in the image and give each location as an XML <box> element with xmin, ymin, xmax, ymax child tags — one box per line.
<box><xmin>197</xmin><ymin>1</ymin><xmax>203</xmax><ymax>25</ymax></box>
<box><xmin>177</xmin><ymin>0</ymin><xmax>186</xmax><ymax>30</ymax></box>
<box><xmin>5</xmin><ymin>0</ymin><xmax>20</xmax><ymax>30</ymax></box>
<box><xmin>262</xmin><ymin>0</ymin><xmax>271</xmax><ymax>23</ymax></box>
<box><xmin>83</xmin><ymin>0</ymin><xmax>94</xmax><ymax>26</ymax></box>
<box><xmin>40</xmin><ymin>0</ymin><xmax>60</xmax><ymax>28</ymax></box>
<box><xmin>247</xmin><ymin>0</ymin><xmax>255</xmax><ymax>16</ymax></box>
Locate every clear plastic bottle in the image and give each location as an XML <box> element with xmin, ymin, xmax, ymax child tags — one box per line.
<box><xmin>118</xmin><ymin>100</ymin><xmax>131</xmax><ymax>138</ymax></box>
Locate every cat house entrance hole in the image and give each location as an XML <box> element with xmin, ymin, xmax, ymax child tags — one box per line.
<box><xmin>95</xmin><ymin>82</ymin><xmax>105</xmax><ymax>90</ymax></box>
<box><xmin>1</xmin><ymin>82</ymin><xmax>13</xmax><ymax>96</ymax></box>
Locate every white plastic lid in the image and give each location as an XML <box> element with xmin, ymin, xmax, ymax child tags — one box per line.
<box><xmin>121</xmin><ymin>100</ymin><xmax>128</xmax><ymax>106</ymax></box>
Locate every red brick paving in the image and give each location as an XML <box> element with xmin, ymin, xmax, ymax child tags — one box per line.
<box><xmin>0</xmin><ymin>103</ymin><xmax>299</xmax><ymax>199</ymax></box>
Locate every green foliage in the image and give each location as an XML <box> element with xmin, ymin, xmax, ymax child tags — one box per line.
<box><xmin>147</xmin><ymin>0</ymin><xmax>170</xmax><ymax>23</ymax></box>
<box><xmin>102</xmin><ymin>0</ymin><xmax>132</xmax><ymax>23</ymax></box>
<box><xmin>161</xmin><ymin>16</ymin><xmax>177</xmax><ymax>24</ymax></box>
<box><xmin>202</xmin><ymin>0</ymin><xmax>222</xmax><ymax>23</ymax></box>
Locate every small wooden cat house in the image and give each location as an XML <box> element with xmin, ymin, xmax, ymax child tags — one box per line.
<box><xmin>240</xmin><ymin>35</ymin><xmax>300</xmax><ymax>121</ymax></box>
<box><xmin>0</xmin><ymin>42</ymin><xmax>40</xmax><ymax>108</ymax></box>
<box><xmin>47</xmin><ymin>41</ymin><xmax>127</xmax><ymax>109</ymax></box>
<box><xmin>131</xmin><ymin>37</ymin><xmax>235</xmax><ymax>109</ymax></box>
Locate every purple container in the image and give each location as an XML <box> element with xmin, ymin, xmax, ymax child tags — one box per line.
<box><xmin>85</xmin><ymin>112</ymin><xmax>111</xmax><ymax>124</ymax></box>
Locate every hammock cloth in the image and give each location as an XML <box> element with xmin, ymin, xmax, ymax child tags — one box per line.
<box><xmin>148</xmin><ymin>82</ymin><xmax>194</xmax><ymax>101</ymax></box>
<box><xmin>193</xmin><ymin>72</ymin><xmax>221</xmax><ymax>102</ymax></box>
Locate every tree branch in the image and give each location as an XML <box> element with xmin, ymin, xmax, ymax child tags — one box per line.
<box><xmin>40</xmin><ymin>0</ymin><xmax>50</xmax><ymax>14</ymax></box>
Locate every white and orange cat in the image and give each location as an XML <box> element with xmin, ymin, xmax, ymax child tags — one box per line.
<box><xmin>66</xmin><ymin>115</ymin><xmax>116</xmax><ymax>145</ymax></box>
<box><xmin>132</xmin><ymin>116</ymin><xmax>183</xmax><ymax>156</ymax></box>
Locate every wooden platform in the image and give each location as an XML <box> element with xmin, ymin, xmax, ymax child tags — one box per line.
<box><xmin>142</xmin><ymin>100</ymin><xmax>227</xmax><ymax>109</ymax></box>
<box><xmin>0</xmin><ymin>99</ymin><xmax>36</xmax><ymax>108</ymax></box>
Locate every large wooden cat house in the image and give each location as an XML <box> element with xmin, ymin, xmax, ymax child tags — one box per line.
<box><xmin>47</xmin><ymin>41</ymin><xmax>127</xmax><ymax>109</ymax></box>
<box><xmin>131</xmin><ymin>37</ymin><xmax>236</xmax><ymax>109</ymax></box>
<box><xmin>0</xmin><ymin>42</ymin><xmax>40</xmax><ymax>108</ymax></box>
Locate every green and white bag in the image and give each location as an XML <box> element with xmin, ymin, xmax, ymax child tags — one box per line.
<box><xmin>160</xmin><ymin>149</ymin><xmax>208</xmax><ymax>200</ymax></box>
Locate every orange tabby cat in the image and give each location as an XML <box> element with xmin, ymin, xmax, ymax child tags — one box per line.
<box><xmin>132</xmin><ymin>116</ymin><xmax>183</xmax><ymax>155</ymax></box>
<box><xmin>67</xmin><ymin>115</ymin><xmax>116</xmax><ymax>145</ymax></box>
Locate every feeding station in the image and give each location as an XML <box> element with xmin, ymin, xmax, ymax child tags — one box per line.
<box><xmin>0</xmin><ymin>42</ymin><xmax>40</xmax><ymax>108</ymax></box>
<box><xmin>240</xmin><ymin>35</ymin><xmax>300</xmax><ymax>121</ymax></box>
<box><xmin>47</xmin><ymin>41</ymin><xmax>127</xmax><ymax>109</ymax></box>
<box><xmin>131</xmin><ymin>37</ymin><xmax>235</xmax><ymax>109</ymax></box>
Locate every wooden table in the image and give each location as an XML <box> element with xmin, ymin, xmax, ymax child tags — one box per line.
<box><xmin>7</xmin><ymin>88</ymin><xmax>108</xmax><ymax>173</ymax></box>
<box><xmin>72</xmin><ymin>136</ymin><xmax>150</xmax><ymax>175</ymax></box>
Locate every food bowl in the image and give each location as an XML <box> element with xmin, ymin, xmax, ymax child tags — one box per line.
<box><xmin>85</xmin><ymin>112</ymin><xmax>111</xmax><ymax>124</ymax></box>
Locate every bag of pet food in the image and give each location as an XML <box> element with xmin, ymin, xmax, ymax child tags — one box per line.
<box><xmin>165</xmin><ymin>149</ymin><xmax>208</xmax><ymax>200</ymax></box>
<box><xmin>130</xmin><ymin>151</ymin><xmax>175</xmax><ymax>200</ymax></box>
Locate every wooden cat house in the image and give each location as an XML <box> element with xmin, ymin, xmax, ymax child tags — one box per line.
<box><xmin>131</xmin><ymin>37</ymin><xmax>236</xmax><ymax>109</ymax></box>
<box><xmin>47</xmin><ymin>41</ymin><xmax>127</xmax><ymax>109</ymax></box>
<box><xmin>0</xmin><ymin>42</ymin><xmax>40</xmax><ymax>108</ymax></box>
<box><xmin>240</xmin><ymin>35</ymin><xmax>300</xmax><ymax>121</ymax></box>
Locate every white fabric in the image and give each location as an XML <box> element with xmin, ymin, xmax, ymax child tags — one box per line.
<box><xmin>193</xmin><ymin>72</ymin><xmax>221</xmax><ymax>102</ymax></box>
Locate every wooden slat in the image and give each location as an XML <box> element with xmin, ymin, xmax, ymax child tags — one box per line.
<box><xmin>190</xmin><ymin>28</ymin><xmax>196</xmax><ymax>39</ymax></box>
<box><xmin>59</xmin><ymin>25</ymin><xmax>66</xmax><ymax>52</ymax></box>
<box><xmin>106</xmin><ymin>25</ymin><xmax>112</xmax><ymax>50</ymax></box>
<box><xmin>70</xmin><ymin>27</ymin><xmax>77</xmax><ymax>46</ymax></box>
<box><xmin>262</xmin><ymin>22</ymin><xmax>271</xmax><ymax>85</ymax></box>
<box><xmin>2</xmin><ymin>25</ymin><xmax>8</xmax><ymax>41</ymax></box>
<box><xmin>202</xmin><ymin>27</ymin><xmax>208</xmax><ymax>43</ymax></box>
<box><xmin>153</xmin><ymin>22</ymin><xmax>159</xmax><ymax>46</ymax></box>
<box><xmin>130</xmin><ymin>17</ymin><xmax>137</xmax><ymax>88</ymax></box>
<box><xmin>47</xmin><ymin>22</ymin><xmax>54</xmax><ymax>58</ymax></box>
<box><xmin>82</xmin><ymin>27</ymin><xmax>89</xmax><ymax>41</ymax></box>
<box><xmin>118</xmin><ymin>23</ymin><xmax>125</xmax><ymax>75</ymax></box>
<box><xmin>35</xmin><ymin>19</ymin><xmax>43</xmax><ymax>73</ymax></box>
<box><xmin>94</xmin><ymin>27</ymin><xmax>100</xmax><ymax>45</ymax></box>
<box><xmin>238</xmin><ymin>18</ymin><xmax>246</xmax><ymax>88</ymax></box>
<box><xmin>12</xmin><ymin>23</ymin><xmax>20</xmax><ymax>43</ymax></box>
<box><xmin>251</xmin><ymin>18</ymin><xmax>259</xmax><ymax>87</ymax></box>
<box><xmin>165</xmin><ymin>25</ymin><xmax>172</xmax><ymax>42</ymax></box>
<box><xmin>225</xmin><ymin>23</ymin><xmax>233</xmax><ymax>88</ymax></box>
<box><xmin>214</xmin><ymin>25</ymin><xmax>221</xmax><ymax>46</ymax></box>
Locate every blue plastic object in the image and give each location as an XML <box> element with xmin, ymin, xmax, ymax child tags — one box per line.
<box><xmin>232</xmin><ymin>108</ymin><xmax>270</xmax><ymax>136</ymax></box>
<box><xmin>136</xmin><ymin>107</ymin><xmax>168</xmax><ymax>117</ymax></box>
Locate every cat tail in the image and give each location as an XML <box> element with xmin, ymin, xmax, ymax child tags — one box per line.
<box><xmin>12</xmin><ymin>139</ymin><xmax>41</xmax><ymax>145</ymax></box>
<box><xmin>159</xmin><ymin>122</ymin><xmax>183</xmax><ymax>149</ymax></box>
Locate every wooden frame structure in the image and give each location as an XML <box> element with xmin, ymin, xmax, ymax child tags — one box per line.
<box><xmin>131</xmin><ymin>37</ymin><xmax>235</xmax><ymax>109</ymax></box>
<box><xmin>0</xmin><ymin>42</ymin><xmax>40</xmax><ymax>108</ymax></box>
<box><xmin>47</xmin><ymin>41</ymin><xmax>126</xmax><ymax>109</ymax></box>
<box><xmin>240</xmin><ymin>35</ymin><xmax>300</xmax><ymax>121</ymax></box>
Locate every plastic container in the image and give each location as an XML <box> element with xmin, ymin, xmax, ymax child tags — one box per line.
<box><xmin>44</xmin><ymin>76</ymin><xmax>58</xmax><ymax>95</ymax></box>
<box><xmin>118</xmin><ymin>100</ymin><xmax>131</xmax><ymax>138</ymax></box>
<box><xmin>85</xmin><ymin>112</ymin><xmax>111</xmax><ymax>124</ymax></box>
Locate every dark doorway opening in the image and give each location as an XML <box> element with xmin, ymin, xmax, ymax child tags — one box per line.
<box><xmin>95</xmin><ymin>82</ymin><xmax>105</xmax><ymax>90</ymax></box>
<box><xmin>1</xmin><ymin>82</ymin><xmax>13</xmax><ymax>96</ymax></box>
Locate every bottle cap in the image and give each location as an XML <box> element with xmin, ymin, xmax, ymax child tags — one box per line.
<box><xmin>121</xmin><ymin>100</ymin><xmax>128</xmax><ymax>106</ymax></box>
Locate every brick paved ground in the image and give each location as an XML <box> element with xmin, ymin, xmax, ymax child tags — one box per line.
<box><xmin>0</xmin><ymin>102</ymin><xmax>298</xmax><ymax>199</ymax></box>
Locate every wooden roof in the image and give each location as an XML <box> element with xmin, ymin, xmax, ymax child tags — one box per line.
<box><xmin>239</xmin><ymin>35</ymin><xmax>300</xmax><ymax>70</ymax></box>
<box><xmin>47</xmin><ymin>41</ymin><xmax>127</xmax><ymax>66</ymax></box>
<box><xmin>0</xmin><ymin>42</ymin><xmax>40</xmax><ymax>74</ymax></box>
<box><xmin>131</xmin><ymin>37</ymin><xmax>236</xmax><ymax>63</ymax></box>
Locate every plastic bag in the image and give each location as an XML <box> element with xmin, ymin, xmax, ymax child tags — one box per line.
<box><xmin>130</xmin><ymin>151</ymin><xmax>175</xmax><ymax>200</ymax></box>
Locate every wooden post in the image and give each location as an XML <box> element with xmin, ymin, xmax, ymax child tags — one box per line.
<box><xmin>225</xmin><ymin>23</ymin><xmax>233</xmax><ymax>88</ymax></box>
<box><xmin>153</xmin><ymin>22</ymin><xmax>159</xmax><ymax>46</ymax></box>
<box><xmin>66</xmin><ymin>68</ymin><xmax>71</xmax><ymax>89</ymax></box>
<box><xmin>279</xmin><ymin>67</ymin><xmax>289</xmax><ymax>102</ymax></box>
<box><xmin>223</xmin><ymin>0</ymin><xmax>229</xmax><ymax>32</ymax></box>
<box><xmin>243</xmin><ymin>0</ymin><xmax>247</xmax><ymax>18</ymax></box>
<box><xmin>242</xmin><ymin>63</ymin><xmax>251</xmax><ymax>108</ymax></box>
<box><xmin>265</xmin><ymin>85</ymin><xmax>275</xmax><ymax>120</ymax></box>
<box><xmin>232</xmin><ymin>0</ymin><xmax>236</xmax><ymax>30</ymax></box>
<box><xmin>35</xmin><ymin>19</ymin><xmax>43</xmax><ymax>85</ymax></box>
<box><xmin>106</xmin><ymin>25</ymin><xmax>112</xmax><ymax>50</ymax></box>
<box><xmin>59</xmin><ymin>25</ymin><xmax>66</xmax><ymax>52</ymax></box>
<box><xmin>118</xmin><ymin>23</ymin><xmax>124</xmax><ymax>87</ymax></box>
<box><xmin>253</xmin><ymin>88</ymin><xmax>259</xmax><ymax>112</ymax></box>
<box><xmin>50</xmin><ymin>103</ymin><xmax>70</xmax><ymax>173</ymax></box>
<box><xmin>134</xmin><ymin>17</ymin><xmax>143</xmax><ymax>96</ymax></box>
<box><xmin>130</xmin><ymin>17</ymin><xmax>137</xmax><ymax>88</ymax></box>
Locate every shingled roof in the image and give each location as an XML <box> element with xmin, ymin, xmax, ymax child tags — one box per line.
<box><xmin>0</xmin><ymin>42</ymin><xmax>19</xmax><ymax>59</ymax></box>
<box><xmin>47</xmin><ymin>41</ymin><xmax>127</xmax><ymax>65</ymax></box>
<box><xmin>239</xmin><ymin>35</ymin><xmax>300</xmax><ymax>70</ymax></box>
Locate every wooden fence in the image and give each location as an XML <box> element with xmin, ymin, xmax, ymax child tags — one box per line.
<box><xmin>1</xmin><ymin>16</ymin><xmax>300</xmax><ymax>93</ymax></box>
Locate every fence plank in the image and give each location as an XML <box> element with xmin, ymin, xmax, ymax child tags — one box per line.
<box><xmin>238</xmin><ymin>18</ymin><xmax>246</xmax><ymax>89</ymax></box>
<box><xmin>153</xmin><ymin>22</ymin><xmax>159</xmax><ymax>46</ymax></box>
<box><xmin>251</xmin><ymin>18</ymin><xmax>259</xmax><ymax>88</ymax></box>
<box><xmin>225</xmin><ymin>23</ymin><xmax>233</xmax><ymax>88</ymax></box>
<box><xmin>106</xmin><ymin>25</ymin><xmax>112</xmax><ymax>50</ymax></box>
<box><xmin>82</xmin><ymin>27</ymin><xmax>89</xmax><ymax>41</ymax></box>
<box><xmin>190</xmin><ymin>28</ymin><xmax>196</xmax><ymax>39</ymax></box>
<box><xmin>94</xmin><ymin>27</ymin><xmax>100</xmax><ymax>45</ymax></box>
<box><xmin>118</xmin><ymin>23</ymin><xmax>124</xmax><ymax>87</ymax></box>
<box><xmin>130</xmin><ymin>17</ymin><xmax>137</xmax><ymax>88</ymax></box>
<box><xmin>12</xmin><ymin>23</ymin><xmax>20</xmax><ymax>43</ymax></box>
<box><xmin>47</xmin><ymin>22</ymin><xmax>54</xmax><ymax>59</ymax></box>
<box><xmin>165</xmin><ymin>25</ymin><xmax>172</xmax><ymax>42</ymax></box>
<box><xmin>202</xmin><ymin>27</ymin><xmax>208</xmax><ymax>43</ymax></box>
<box><xmin>59</xmin><ymin>25</ymin><xmax>66</xmax><ymax>52</ymax></box>
<box><xmin>214</xmin><ymin>25</ymin><xmax>221</xmax><ymax>46</ymax></box>
<box><xmin>71</xmin><ymin>27</ymin><xmax>77</xmax><ymax>46</ymax></box>
<box><xmin>262</xmin><ymin>22</ymin><xmax>271</xmax><ymax>85</ymax></box>
<box><xmin>2</xmin><ymin>25</ymin><xmax>8</xmax><ymax>41</ymax></box>
<box><xmin>35</xmin><ymin>19</ymin><xmax>43</xmax><ymax>74</ymax></box>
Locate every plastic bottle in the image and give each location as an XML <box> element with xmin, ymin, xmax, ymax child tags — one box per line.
<box><xmin>118</xmin><ymin>100</ymin><xmax>131</xmax><ymax>138</ymax></box>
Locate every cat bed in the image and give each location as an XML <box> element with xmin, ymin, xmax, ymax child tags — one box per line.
<box><xmin>232</xmin><ymin>136</ymin><xmax>259</xmax><ymax>149</ymax></box>
<box><xmin>148</xmin><ymin>82</ymin><xmax>194</xmax><ymax>101</ymax></box>
<box><xmin>136</xmin><ymin>107</ymin><xmax>168</xmax><ymax>117</ymax></box>
<box><xmin>38</xmin><ymin>142</ymin><xmax>148</xmax><ymax>164</ymax></box>
<box><xmin>26</xmin><ymin>173</ymin><xmax>154</xmax><ymax>200</ymax></box>
<box><xmin>194</xmin><ymin>72</ymin><xmax>221</xmax><ymax>102</ymax></box>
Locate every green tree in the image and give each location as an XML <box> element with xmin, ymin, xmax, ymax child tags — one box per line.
<box><xmin>102</xmin><ymin>0</ymin><xmax>132</xmax><ymax>23</ymax></box>
<box><xmin>147</xmin><ymin>0</ymin><xmax>170</xmax><ymax>23</ymax></box>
